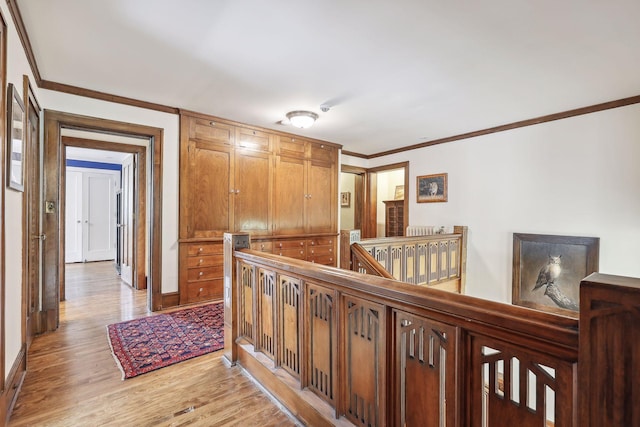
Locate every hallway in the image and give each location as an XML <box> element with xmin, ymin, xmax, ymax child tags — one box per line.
<box><xmin>9</xmin><ymin>262</ymin><xmax>296</xmax><ymax>426</ymax></box>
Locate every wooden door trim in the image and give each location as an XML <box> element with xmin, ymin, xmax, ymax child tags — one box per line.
<box><xmin>43</xmin><ymin>110</ymin><xmax>163</xmax><ymax>332</ymax></box>
<box><xmin>0</xmin><ymin>9</ymin><xmax>6</xmax><ymax>399</ymax></box>
<box><xmin>61</xmin><ymin>136</ymin><xmax>147</xmax><ymax>292</ymax></box>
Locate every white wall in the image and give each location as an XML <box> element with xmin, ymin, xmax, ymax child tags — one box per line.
<box><xmin>3</xmin><ymin>0</ymin><xmax>40</xmax><ymax>380</ymax></box>
<box><xmin>366</xmin><ymin>103</ymin><xmax>640</xmax><ymax>302</ymax></box>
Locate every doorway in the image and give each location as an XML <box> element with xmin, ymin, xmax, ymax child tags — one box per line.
<box><xmin>365</xmin><ymin>162</ymin><xmax>409</xmax><ymax>238</ymax></box>
<box><xmin>41</xmin><ymin>110</ymin><xmax>164</xmax><ymax>333</ymax></box>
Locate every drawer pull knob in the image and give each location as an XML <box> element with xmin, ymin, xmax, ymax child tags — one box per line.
<box><xmin>199</xmin><ymin>259</ymin><xmax>203</xmax><ymax>264</ymax></box>
<box><xmin>198</xmin><ymin>247</ymin><xmax>203</xmax><ymax>252</ymax></box>
<box><xmin>199</xmin><ymin>271</ymin><xmax>204</xmax><ymax>276</ymax></box>
<box><xmin>199</xmin><ymin>287</ymin><xmax>204</xmax><ymax>293</ymax></box>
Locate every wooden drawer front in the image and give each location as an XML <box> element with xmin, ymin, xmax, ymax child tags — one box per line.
<box><xmin>309</xmin><ymin>254</ymin><xmax>336</xmax><ymax>266</ymax></box>
<box><xmin>236</xmin><ymin>128</ymin><xmax>271</xmax><ymax>151</ymax></box>
<box><xmin>276</xmin><ymin>239</ymin><xmax>306</xmax><ymax>250</ymax></box>
<box><xmin>308</xmin><ymin>237</ymin><xmax>334</xmax><ymax>247</ymax></box>
<box><xmin>187</xmin><ymin>265</ymin><xmax>224</xmax><ymax>281</ymax></box>
<box><xmin>189</xmin><ymin>118</ymin><xmax>234</xmax><ymax>145</ymax></box>
<box><xmin>277</xmin><ymin>136</ymin><xmax>306</xmax><ymax>158</ymax></box>
<box><xmin>251</xmin><ymin>241</ymin><xmax>273</xmax><ymax>252</ymax></box>
<box><xmin>187</xmin><ymin>243</ymin><xmax>223</xmax><ymax>256</ymax></box>
<box><xmin>277</xmin><ymin>248</ymin><xmax>307</xmax><ymax>260</ymax></box>
<box><xmin>186</xmin><ymin>279</ymin><xmax>223</xmax><ymax>302</ymax></box>
<box><xmin>308</xmin><ymin>245</ymin><xmax>334</xmax><ymax>257</ymax></box>
<box><xmin>309</xmin><ymin>142</ymin><xmax>336</xmax><ymax>163</ymax></box>
<box><xmin>186</xmin><ymin>254</ymin><xmax>223</xmax><ymax>268</ymax></box>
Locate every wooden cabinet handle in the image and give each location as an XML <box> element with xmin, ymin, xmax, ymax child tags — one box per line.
<box><xmin>199</xmin><ymin>271</ymin><xmax>204</xmax><ymax>276</ymax></box>
<box><xmin>198</xmin><ymin>247</ymin><xmax>203</xmax><ymax>252</ymax></box>
<box><xmin>199</xmin><ymin>259</ymin><xmax>203</xmax><ymax>264</ymax></box>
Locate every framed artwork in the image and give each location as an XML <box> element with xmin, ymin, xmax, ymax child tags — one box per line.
<box><xmin>417</xmin><ymin>173</ymin><xmax>447</xmax><ymax>203</ymax></box>
<box><xmin>7</xmin><ymin>83</ymin><xmax>25</xmax><ymax>192</ymax></box>
<box><xmin>340</xmin><ymin>191</ymin><xmax>351</xmax><ymax>207</ymax></box>
<box><xmin>394</xmin><ymin>185</ymin><xmax>404</xmax><ymax>200</ymax></box>
<box><xmin>512</xmin><ymin>233</ymin><xmax>599</xmax><ymax>317</ymax></box>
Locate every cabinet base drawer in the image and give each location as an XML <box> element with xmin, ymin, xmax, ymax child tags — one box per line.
<box><xmin>309</xmin><ymin>255</ymin><xmax>336</xmax><ymax>266</ymax></box>
<box><xmin>187</xmin><ymin>265</ymin><xmax>224</xmax><ymax>281</ymax></box>
<box><xmin>186</xmin><ymin>279</ymin><xmax>223</xmax><ymax>302</ymax></box>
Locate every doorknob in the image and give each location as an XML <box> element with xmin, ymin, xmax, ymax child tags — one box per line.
<box><xmin>31</xmin><ymin>234</ymin><xmax>46</xmax><ymax>241</ymax></box>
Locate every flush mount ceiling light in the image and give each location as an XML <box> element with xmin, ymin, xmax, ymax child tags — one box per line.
<box><xmin>286</xmin><ymin>110</ymin><xmax>318</xmax><ymax>129</ymax></box>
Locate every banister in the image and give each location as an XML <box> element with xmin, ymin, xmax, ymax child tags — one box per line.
<box><xmin>350</xmin><ymin>242</ymin><xmax>394</xmax><ymax>279</ymax></box>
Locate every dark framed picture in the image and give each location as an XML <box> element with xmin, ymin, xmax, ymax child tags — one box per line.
<box><xmin>512</xmin><ymin>233</ymin><xmax>599</xmax><ymax>317</ymax></box>
<box><xmin>6</xmin><ymin>83</ymin><xmax>25</xmax><ymax>192</ymax></box>
<box><xmin>417</xmin><ymin>173</ymin><xmax>447</xmax><ymax>203</ymax></box>
<box><xmin>340</xmin><ymin>191</ymin><xmax>351</xmax><ymax>207</ymax></box>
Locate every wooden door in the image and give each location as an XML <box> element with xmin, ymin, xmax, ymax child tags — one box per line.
<box><xmin>273</xmin><ymin>155</ymin><xmax>306</xmax><ymax>235</ymax></box>
<box><xmin>25</xmin><ymin>99</ymin><xmax>42</xmax><ymax>344</ymax></box>
<box><xmin>234</xmin><ymin>149</ymin><xmax>272</xmax><ymax>236</ymax></box>
<box><xmin>306</xmin><ymin>159</ymin><xmax>335</xmax><ymax>234</ymax></box>
<box><xmin>119</xmin><ymin>154</ymin><xmax>135</xmax><ymax>285</ymax></box>
<box><xmin>186</xmin><ymin>140</ymin><xmax>233</xmax><ymax>237</ymax></box>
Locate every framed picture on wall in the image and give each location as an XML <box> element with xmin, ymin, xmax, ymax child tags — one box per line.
<box><xmin>417</xmin><ymin>173</ymin><xmax>447</xmax><ymax>203</ymax></box>
<box><xmin>6</xmin><ymin>83</ymin><xmax>25</xmax><ymax>192</ymax></box>
<box><xmin>394</xmin><ymin>185</ymin><xmax>404</xmax><ymax>200</ymax></box>
<box><xmin>340</xmin><ymin>191</ymin><xmax>351</xmax><ymax>207</ymax></box>
<box><xmin>512</xmin><ymin>233</ymin><xmax>599</xmax><ymax>317</ymax></box>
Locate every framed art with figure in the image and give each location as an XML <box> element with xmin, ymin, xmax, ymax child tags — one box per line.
<box><xmin>417</xmin><ymin>173</ymin><xmax>447</xmax><ymax>203</ymax></box>
<box><xmin>512</xmin><ymin>233</ymin><xmax>599</xmax><ymax>317</ymax></box>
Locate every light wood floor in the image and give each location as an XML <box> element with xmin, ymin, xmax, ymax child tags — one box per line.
<box><xmin>9</xmin><ymin>262</ymin><xmax>297</xmax><ymax>427</ymax></box>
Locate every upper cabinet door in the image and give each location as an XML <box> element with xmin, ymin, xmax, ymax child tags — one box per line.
<box><xmin>186</xmin><ymin>140</ymin><xmax>234</xmax><ymax>238</ymax></box>
<box><xmin>234</xmin><ymin>149</ymin><xmax>272</xmax><ymax>235</ymax></box>
<box><xmin>189</xmin><ymin>117</ymin><xmax>234</xmax><ymax>146</ymax></box>
<box><xmin>273</xmin><ymin>155</ymin><xmax>306</xmax><ymax>235</ymax></box>
<box><xmin>236</xmin><ymin>128</ymin><xmax>272</xmax><ymax>152</ymax></box>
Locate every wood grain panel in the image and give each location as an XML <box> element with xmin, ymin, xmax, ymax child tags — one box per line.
<box><xmin>187</xmin><ymin>141</ymin><xmax>232</xmax><ymax>237</ymax></box>
<box><xmin>394</xmin><ymin>311</ymin><xmax>457</xmax><ymax>427</ymax></box>
<box><xmin>236</xmin><ymin>127</ymin><xmax>271</xmax><ymax>151</ymax></box>
<box><xmin>306</xmin><ymin>159</ymin><xmax>335</xmax><ymax>234</ymax></box>
<box><xmin>279</xmin><ymin>275</ymin><xmax>301</xmax><ymax>378</ymax></box>
<box><xmin>189</xmin><ymin>117</ymin><xmax>234</xmax><ymax>144</ymax></box>
<box><xmin>258</xmin><ymin>269</ymin><xmax>276</xmax><ymax>360</ymax></box>
<box><xmin>240</xmin><ymin>262</ymin><xmax>255</xmax><ymax>343</ymax></box>
<box><xmin>307</xmin><ymin>284</ymin><xmax>337</xmax><ymax>405</ymax></box>
<box><xmin>343</xmin><ymin>296</ymin><xmax>386</xmax><ymax>427</ymax></box>
<box><xmin>274</xmin><ymin>156</ymin><xmax>306</xmax><ymax>235</ymax></box>
<box><xmin>234</xmin><ymin>149</ymin><xmax>272</xmax><ymax>235</ymax></box>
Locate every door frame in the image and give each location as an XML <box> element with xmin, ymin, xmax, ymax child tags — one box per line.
<box><xmin>43</xmin><ymin>110</ymin><xmax>163</xmax><ymax>332</ymax></box>
<box><xmin>62</xmin><ymin>136</ymin><xmax>146</xmax><ymax>293</ymax></box>
<box><xmin>364</xmin><ymin>162</ymin><xmax>409</xmax><ymax>238</ymax></box>
<box><xmin>340</xmin><ymin>164</ymin><xmax>366</xmax><ymax>232</ymax></box>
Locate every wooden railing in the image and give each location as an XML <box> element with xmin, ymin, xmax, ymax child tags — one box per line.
<box><xmin>225</xmin><ymin>232</ymin><xmax>616</xmax><ymax>426</ymax></box>
<box><xmin>350</xmin><ymin>226</ymin><xmax>467</xmax><ymax>293</ymax></box>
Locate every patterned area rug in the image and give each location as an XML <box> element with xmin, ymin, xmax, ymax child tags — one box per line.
<box><xmin>107</xmin><ymin>303</ymin><xmax>224</xmax><ymax>379</ymax></box>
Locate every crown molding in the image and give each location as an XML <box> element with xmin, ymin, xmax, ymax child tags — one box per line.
<box><xmin>6</xmin><ymin>0</ymin><xmax>41</xmax><ymax>83</ymax></box>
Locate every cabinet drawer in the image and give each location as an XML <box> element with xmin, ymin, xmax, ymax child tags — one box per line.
<box><xmin>236</xmin><ymin>128</ymin><xmax>271</xmax><ymax>151</ymax></box>
<box><xmin>275</xmin><ymin>239</ymin><xmax>306</xmax><ymax>250</ymax></box>
<box><xmin>186</xmin><ymin>279</ymin><xmax>223</xmax><ymax>302</ymax></box>
<box><xmin>308</xmin><ymin>246</ymin><xmax>334</xmax><ymax>257</ymax></box>
<box><xmin>187</xmin><ymin>265</ymin><xmax>224</xmax><ymax>281</ymax></box>
<box><xmin>276</xmin><ymin>248</ymin><xmax>307</xmax><ymax>260</ymax></box>
<box><xmin>187</xmin><ymin>254</ymin><xmax>223</xmax><ymax>268</ymax></box>
<box><xmin>308</xmin><ymin>237</ymin><xmax>334</xmax><ymax>247</ymax></box>
<box><xmin>309</xmin><ymin>254</ymin><xmax>336</xmax><ymax>266</ymax></box>
<box><xmin>187</xmin><ymin>243</ymin><xmax>223</xmax><ymax>256</ymax></box>
<box><xmin>189</xmin><ymin>118</ymin><xmax>234</xmax><ymax>145</ymax></box>
<box><xmin>251</xmin><ymin>241</ymin><xmax>273</xmax><ymax>252</ymax></box>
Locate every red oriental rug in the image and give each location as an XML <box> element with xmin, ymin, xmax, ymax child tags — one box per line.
<box><xmin>106</xmin><ymin>303</ymin><xmax>224</xmax><ymax>379</ymax></box>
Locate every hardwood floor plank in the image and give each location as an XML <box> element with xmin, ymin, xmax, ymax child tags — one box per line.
<box><xmin>9</xmin><ymin>262</ymin><xmax>297</xmax><ymax>427</ymax></box>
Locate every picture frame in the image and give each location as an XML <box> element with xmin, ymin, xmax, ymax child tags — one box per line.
<box><xmin>7</xmin><ymin>83</ymin><xmax>25</xmax><ymax>192</ymax></box>
<box><xmin>417</xmin><ymin>173</ymin><xmax>447</xmax><ymax>203</ymax></box>
<box><xmin>394</xmin><ymin>185</ymin><xmax>404</xmax><ymax>200</ymax></box>
<box><xmin>512</xmin><ymin>233</ymin><xmax>599</xmax><ymax>317</ymax></box>
<box><xmin>340</xmin><ymin>191</ymin><xmax>351</xmax><ymax>207</ymax></box>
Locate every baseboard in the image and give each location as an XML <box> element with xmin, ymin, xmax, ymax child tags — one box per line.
<box><xmin>237</xmin><ymin>341</ymin><xmax>353</xmax><ymax>427</ymax></box>
<box><xmin>161</xmin><ymin>292</ymin><xmax>180</xmax><ymax>309</ymax></box>
<box><xmin>2</xmin><ymin>345</ymin><xmax>26</xmax><ymax>425</ymax></box>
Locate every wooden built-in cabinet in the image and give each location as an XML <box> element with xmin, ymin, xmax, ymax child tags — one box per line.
<box><xmin>384</xmin><ymin>199</ymin><xmax>404</xmax><ymax>237</ymax></box>
<box><xmin>178</xmin><ymin>111</ymin><xmax>340</xmax><ymax>305</ymax></box>
<box><xmin>179</xmin><ymin>241</ymin><xmax>224</xmax><ymax>305</ymax></box>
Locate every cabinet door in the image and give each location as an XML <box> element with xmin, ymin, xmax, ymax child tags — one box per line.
<box><xmin>234</xmin><ymin>149</ymin><xmax>272</xmax><ymax>235</ymax></box>
<box><xmin>306</xmin><ymin>159</ymin><xmax>336</xmax><ymax>234</ymax></box>
<box><xmin>186</xmin><ymin>140</ymin><xmax>233</xmax><ymax>237</ymax></box>
<box><xmin>273</xmin><ymin>155</ymin><xmax>306</xmax><ymax>235</ymax></box>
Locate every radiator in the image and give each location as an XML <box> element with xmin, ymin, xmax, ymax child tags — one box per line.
<box><xmin>405</xmin><ymin>225</ymin><xmax>451</xmax><ymax>236</ymax></box>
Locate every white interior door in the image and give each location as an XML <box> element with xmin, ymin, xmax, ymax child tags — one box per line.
<box><xmin>65</xmin><ymin>170</ymin><xmax>83</xmax><ymax>263</ymax></box>
<box><xmin>119</xmin><ymin>154</ymin><xmax>135</xmax><ymax>285</ymax></box>
<box><xmin>83</xmin><ymin>172</ymin><xmax>118</xmax><ymax>262</ymax></box>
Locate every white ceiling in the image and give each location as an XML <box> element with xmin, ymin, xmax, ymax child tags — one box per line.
<box><xmin>17</xmin><ymin>0</ymin><xmax>640</xmax><ymax>155</ymax></box>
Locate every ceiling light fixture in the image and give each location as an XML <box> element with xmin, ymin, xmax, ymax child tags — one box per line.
<box><xmin>286</xmin><ymin>110</ymin><xmax>318</xmax><ymax>129</ymax></box>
